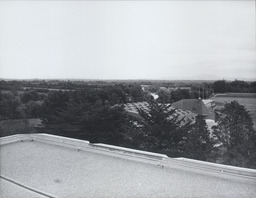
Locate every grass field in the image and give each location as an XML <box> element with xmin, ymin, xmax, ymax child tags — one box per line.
<box><xmin>214</xmin><ymin>93</ymin><xmax>256</xmax><ymax>98</ymax></box>
<box><xmin>211</xmin><ymin>93</ymin><xmax>256</xmax><ymax>129</ymax></box>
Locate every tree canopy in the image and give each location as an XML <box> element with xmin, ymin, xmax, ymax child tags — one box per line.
<box><xmin>213</xmin><ymin>101</ymin><xmax>256</xmax><ymax>168</ymax></box>
<box><xmin>184</xmin><ymin>115</ymin><xmax>213</xmax><ymax>161</ymax></box>
<box><xmin>135</xmin><ymin>99</ymin><xmax>192</xmax><ymax>156</ymax></box>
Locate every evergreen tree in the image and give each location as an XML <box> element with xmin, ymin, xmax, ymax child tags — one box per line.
<box><xmin>80</xmin><ymin>105</ymin><xmax>134</xmax><ymax>146</ymax></box>
<box><xmin>135</xmin><ymin>99</ymin><xmax>192</xmax><ymax>156</ymax></box>
<box><xmin>213</xmin><ymin>101</ymin><xmax>256</xmax><ymax>168</ymax></box>
<box><xmin>184</xmin><ymin>115</ymin><xmax>213</xmax><ymax>161</ymax></box>
<box><xmin>157</xmin><ymin>88</ymin><xmax>172</xmax><ymax>103</ymax></box>
<box><xmin>42</xmin><ymin>91</ymin><xmax>70</xmax><ymax>123</ymax></box>
<box><xmin>213</xmin><ymin>80</ymin><xmax>229</xmax><ymax>93</ymax></box>
<box><xmin>0</xmin><ymin>92</ymin><xmax>24</xmax><ymax>119</ymax></box>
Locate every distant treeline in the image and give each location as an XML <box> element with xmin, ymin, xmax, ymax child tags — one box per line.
<box><xmin>213</xmin><ymin>80</ymin><xmax>256</xmax><ymax>93</ymax></box>
<box><xmin>0</xmin><ymin>83</ymin><xmax>146</xmax><ymax>120</ymax></box>
<box><xmin>0</xmin><ymin>79</ymin><xmax>212</xmax><ymax>92</ymax></box>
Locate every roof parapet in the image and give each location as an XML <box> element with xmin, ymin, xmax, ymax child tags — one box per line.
<box><xmin>1</xmin><ymin>134</ymin><xmax>256</xmax><ymax>181</ymax></box>
<box><xmin>90</xmin><ymin>143</ymin><xmax>168</xmax><ymax>160</ymax></box>
<box><xmin>174</xmin><ymin>157</ymin><xmax>256</xmax><ymax>179</ymax></box>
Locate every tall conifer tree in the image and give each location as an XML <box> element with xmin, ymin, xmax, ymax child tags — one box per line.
<box><xmin>213</xmin><ymin>101</ymin><xmax>256</xmax><ymax>168</ymax></box>
<box><xmin>184</xmin><ymin>115</ymin><xmax>213</xmax><ymax>160</ymax></box>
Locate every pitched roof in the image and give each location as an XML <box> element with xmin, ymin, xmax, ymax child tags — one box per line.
<box><xmin>172</xmin><ymin>99</ymin><xmax>211</xmax><ymax>115</ymax></box>
<box><xmin>124</xmin><ymin>102</ymin><xmax>196</xmax><ymax>124</ymax></box>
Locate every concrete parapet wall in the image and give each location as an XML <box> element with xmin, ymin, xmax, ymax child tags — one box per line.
<box><xmin>174</xmin><ymin>157</ymin><xmax>256</xmax><ymax>178</ymax></box>
<box><xmin>91</xmin><ymin>143</ymin><xmax>168</xmax><ymax>160</ymax></box>
<box><xmin>1</xmin><ymin>133</ymin><xmax>256</xmax><ymax>181</ymax></box>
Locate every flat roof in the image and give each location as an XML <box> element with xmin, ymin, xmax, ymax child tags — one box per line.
<box><xmin>1</xmin><ymin>134</ymin><xmax>256</xmax><ymax>198</ymax></box>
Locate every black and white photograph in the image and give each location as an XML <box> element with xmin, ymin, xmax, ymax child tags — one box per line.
<box><xmin>0</xmin><ymin>0</ymin><xmax>255</xmax><ymax>197</ymax></box>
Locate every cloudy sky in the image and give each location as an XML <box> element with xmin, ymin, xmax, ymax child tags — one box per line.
<box><xmin>0</xmin><ymin>0</ymin><xmax>255</xmax><ymax>80</ymax></box>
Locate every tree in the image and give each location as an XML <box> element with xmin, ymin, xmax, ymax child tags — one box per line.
<box><xmin>0</xmin><ymin>92</ymin><xmax>24</xmax><ymax>119</ymax></box>
<box><xmin>213</xmin><ymin>80</ymin><xmax>228</xmax><ymax>93</ymax></box>
<box><xmin>79</xmin><ymin>105</ymin><xmax>134</xmax><ymax>146</ymax></box>
<box><xmin>125</xmin><ymin>84</ymin><xmax>145</xmax><ymax>102</ymax></box>
<box><xmin>230</xmin><ymin>80</ymin><xmax>249</xmax><ymax>93</ymax></box>
<box><xmin>250</xmin><ymin>81</ymin><xmax>256</xmax><ymax>93</ymax></box>
<box><xmin>135</xmin><ymin>99</ymin><xmax>192</xmax><ymax>156</ymax></box>
<box><xmin>21</xmin><ymin>90</ymin><xmax>41</xmax><ymax>103</ymax></box>
<box><xmin>157</xmin><ymin>88</ymin><xmax>172</xmax><ymax>103</ymax></box>
<box><xmin>213</xmin><ymin>101</ymin><xmax>256</xmax><ymax>168</ymax></box>
<box><xmin>25</xmin><ymin>101</ymin><xmax>44</xmax><ymax>118</ymax></box>
<box><xmin>42</xmin><ymin>91</ymin><xmax>70</xmax><ymax>123</ymax></box>
<box><xmin>184</xmin><ymin>115</ymin><xmax>213</xmax><ymax>161</ymax></box>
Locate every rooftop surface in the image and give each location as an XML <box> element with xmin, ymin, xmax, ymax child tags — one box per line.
<box><xmin>1</xmin><ymin>134</ymin><xmax>256</xmax><ymax>198</ymax></box>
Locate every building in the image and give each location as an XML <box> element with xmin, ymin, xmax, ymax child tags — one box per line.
<box><xmin>168</xmin><ymin>87</ymin><xmax>191</xmax><ymax>91</ymax></box>
<box><xmin>172</xmin><ymin>99</ymin><xmax>215</xmax><ymax>120</ymax></box>
<box><xmin>172</xmin><ymin>99</ymin><xmax>218</xmax><ymax>131</ymax></box>
<box><xmin>1</xmin><ymin>134</ymin><xmax>255</xmax><ymax>198</ymax></box>
<box><xmin>124</xmin><ymin>102</ymin><xmax>196</xmax><ymax>125</ymax></box>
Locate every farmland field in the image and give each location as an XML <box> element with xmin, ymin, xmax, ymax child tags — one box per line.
<box><xmin>210</xmin><ymin>93</ymin><xmax>256</xmax><ymax>129</ymax></box>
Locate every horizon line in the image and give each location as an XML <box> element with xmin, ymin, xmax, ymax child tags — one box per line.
<box><xmin>1</xmin><ymin>77</ymin><xmax>255</xmax><ymax>82</ymax></box>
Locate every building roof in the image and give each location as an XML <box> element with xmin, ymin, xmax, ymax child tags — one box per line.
<box><xmin>202</xmin><ymin>99</ymin><xmax>214</xmax><ymax>106</ymax></box>
<box><xmin>1</xmin><ymin>134</ymin><xmax>256</xmax><ymax>198</ymax></box>
<box><xmin>172</xmin><ymin>99</ymin><xmax>212</xmax><ymax>116</ymax></box>
<box><xmin>124</xmin><ymin>102</ymin><xmax>196</xmax><ymax>124</ymax></box>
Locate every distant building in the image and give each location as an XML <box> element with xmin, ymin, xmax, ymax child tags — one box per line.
<box><xmin>202</xmin><ymin>99</ymin><xmax>214</xmax><ymax>108</ymax></box>
<box><xmin>150</xmin><ymin>93</ymin><xmax>159</xmax><ymax>100</ymax></box>
<box><xmin>172</xmin><ymin>99</ymin><xmax>214</xmax><ymax>119</ymax></box>
<box><xmin>172</xmin><ymin>99</ymin><xmax>218</xmax><ymax>132</ymax></box>
<box><xmin>168</xmin><ymin>87</ymin><xmax>191</xmax><ymax>91</ymax></box>
<box><xmin>124</xmin><ymin>102</ymin><xmax>196</xmax><ymax>126</ymax></box>
<box><xmin>124</xmin><ymin>99</ymin><xmax>219</xmax><ymax>131</ymax></box>
<box><xmin>159</xmin><ymin>87</ymin><xmax>169</xmax><ymax>91</ymax></box>
<box><xmin>141</xmin><ymin>85</ymin><xmax>150</xmax><ymax>91</ymax></box>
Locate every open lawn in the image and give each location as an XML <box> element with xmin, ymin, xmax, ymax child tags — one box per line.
<box><xmin>211</xmin><ymin>93</ymin><xmax>256</xmax><ymax>129</ymax></box>
<box><xmin>214</xmin><ymin>93</ymin><xmax>256</xmax><ymax>98</ymax></box>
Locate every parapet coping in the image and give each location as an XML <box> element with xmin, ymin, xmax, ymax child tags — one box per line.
<box><xmin>91</xmin><ymin>143</ymin><xmax>168</xmax><ymax>159</ymax></box>
<box><xmin>1</xmin><ymin>133</ymin><xmax>256</xmax><ymax>180</ymax></box>
<box><xmin>172</xmin><ymin>157</ymin><xmax>256</xmax><ymax>179</ymax></box>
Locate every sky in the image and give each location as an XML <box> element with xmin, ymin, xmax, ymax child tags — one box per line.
<box><xmin>0</xmin><ymin>0</ymin><xmax>255</xmax><ymax>80</ymax></box>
